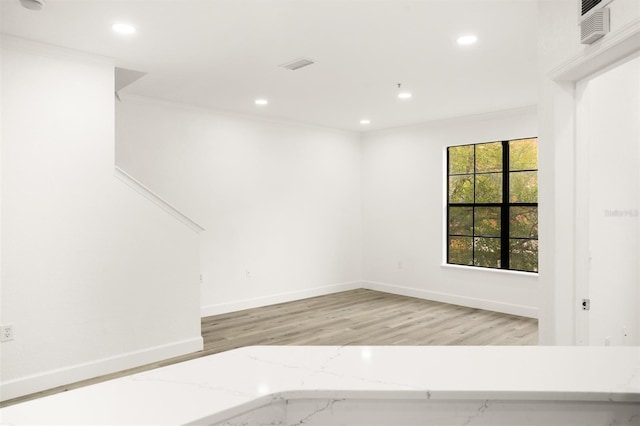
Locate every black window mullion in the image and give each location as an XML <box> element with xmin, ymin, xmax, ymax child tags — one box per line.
<box><xmin>500</xmin><ymin>141</ymin><xmax>510</xmax><ymax>269</ymax></box>
<box><xmin>509</xmin><ymin>202</ymin><xmax>537</xmax><ymax>207</ymax></box>
<box><xmin>446</xmin><ymin>138</ymin><xmax>538</xmax><ymax>272</ymax></box>
<box><xmin>446</xmin><ymin>148</ymin><xmax>450</xmax><ymax>263</ymax></box>
<box><xmin>472</xmin><ymin>145</ymin><xmax>477</xmax><ymax>266</ymax></box>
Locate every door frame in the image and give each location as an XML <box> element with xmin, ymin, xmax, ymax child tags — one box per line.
<box><xmin>547</xmin><ymin>18</ymin><xmax>640</xmax><ymax>345</ymax></box>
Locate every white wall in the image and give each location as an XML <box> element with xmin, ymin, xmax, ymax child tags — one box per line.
<box><xmin>116</xmin><ymin>96</ymin><xmax>363</xmax><ymax>315</ymax></box>
<box><xmin>0</xmin><ymin>39</ymin><xmax>202</xmax><ymax>401</ymax></box>
<box><xmin>361</xmin><ymin>107</ymin><xmax>539</xmax><ymax>318</ymax></box>
<box><xmin>537</xmin><ymin>0</ymin><xmax>640</xmax><ymax>344</ymax></box>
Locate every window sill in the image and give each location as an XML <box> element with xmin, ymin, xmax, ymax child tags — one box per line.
<box><xmin>440</xmin><ymin>263</ymin><xmax>538</xmax><ymax>277</ymax></box>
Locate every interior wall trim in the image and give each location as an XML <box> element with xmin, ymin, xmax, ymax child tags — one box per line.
<box><xmin>0</xmin><ymin>337</ymin><xmax>203</xmax><ymax>402</ymax></box>
<box><xmin>550</xmin><ymin>17</ymin><xmax>640</xmax><ymax>81</ymax></box>
<box><xmin>114</xmin><ymin>166</ymin><xmax>205</xmax><ymax>233</ymax></box>
<box><xmin>0</xmin><ymin>34</ymin><xmax>113</xmax><ymax>66</ymax></box>
<box><xmin>201</xmin><ymin>281</ymin><xmax>362</xmax><ymax>317</ymax></box>
<box><xmin>361</xmin><ymin>281</ymin><xmax>539</xmax><ymax>319</ymax></box>
<box><xmin>545</xmin><ymin>14</ymin><xmax>640</xmax><ymax>345</ymax></box>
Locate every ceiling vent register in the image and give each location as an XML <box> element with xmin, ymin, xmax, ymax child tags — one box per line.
<box><xmin>580</xmin><ymin>7</ymin><xmax>610</xmax><ymax>44</ymax></box>
<box><xmin>581</xmin><ymin>0</ymin><xmax>603</xmax><ymax>15</ymax></box>
<box><xmin>280</xmin><ymin>57</ymin><xmax>315</xmax><ymax>71</ymax></box>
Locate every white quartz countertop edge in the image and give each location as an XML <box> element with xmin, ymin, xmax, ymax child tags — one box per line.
<box><xmin>1</xmin><ymin>345</ymin><xmax>639</xmax><ymax>426</ymax></box>
<box><xmin>184</xmin><ymin>389</ymin><xmax>640</xmax><ymax>426</ymax></box>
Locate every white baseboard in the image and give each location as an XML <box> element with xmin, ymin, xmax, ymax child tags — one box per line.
<box><xmin>201</xmin><ymin>281</ymin><xmax>362</xmax><ymax>317</ymax></box>
<box><xmin>362</xmin><ymin>281</ymin><xmax>538</xmax><ymax>319</ymax></box>
<box><xmin>0</xmin><ymin>336</ymin><xmax>203</xmax><ymax>402</ymax></box>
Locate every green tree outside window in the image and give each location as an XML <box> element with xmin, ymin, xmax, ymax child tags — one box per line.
<box><xmin>447</xmin><ymin>138</ymin><xmax>538</xmax><ymax>272</ymax></box>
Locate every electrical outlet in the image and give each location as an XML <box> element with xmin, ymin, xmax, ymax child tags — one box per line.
<box><xmin>1</xmin><ymin>324</ymin><xmax>14</xmax><ymax>342</ymax></box>
<box><xmin>245</xmin><ymin>269</ymin><xmax>253</xmax><ymax>278</ymax></box>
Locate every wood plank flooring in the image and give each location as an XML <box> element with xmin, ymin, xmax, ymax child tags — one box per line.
<box><xmin>201</xmin><ymin>289</ymin><xmax>537</xmax><ymax>348</ymax></box>
<box><xmin>1</xmin><ymin>289</ymin><xmax>537</xmax><ymax>407</ymax></box>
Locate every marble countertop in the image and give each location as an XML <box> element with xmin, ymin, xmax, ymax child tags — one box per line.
<box><xmin>1</xmin><ymin>346</ymin><xmax>639</xmax><ymax>425</ymax></box>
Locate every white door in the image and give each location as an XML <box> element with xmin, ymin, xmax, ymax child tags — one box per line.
<box><xmin>575</xmin><ymin>54</ymin><xmax>640</xmax><ymax>346</ymax></box>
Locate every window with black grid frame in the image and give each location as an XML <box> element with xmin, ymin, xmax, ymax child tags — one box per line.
<box><xmin>446</xmin><ymin>138</ymin><xmax>538</xmax><ymax>272</ymax></box>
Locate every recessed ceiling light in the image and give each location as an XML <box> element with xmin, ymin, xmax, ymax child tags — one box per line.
<box><xmin>396</xmin><ymin>83</ymin><xmax>412</xmax><ymax>100</ymax></box>
<box><xmin>360</xmin><ymin>119</ymin><xmax>371</xmax><ymax>125</ymax></box>
<box><xmin>254</xmin><ymin>99</ymin><xmax>268</xmax><ymax>106</ymax></box>
<box><xmin>457</xmin><ymin>34</ymin><xmax>478</xmax><ymax>45</ymax></box>
<box><xmin>112</xmin><ymin>23</ymin><xmax>136</xmax><ymax>35</ymax></box>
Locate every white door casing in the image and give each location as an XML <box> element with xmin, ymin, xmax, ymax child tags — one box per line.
<box><xmin>548</xmin><ymin>17</ymin><xmax>640</xmax><ymax>345</ymax></box>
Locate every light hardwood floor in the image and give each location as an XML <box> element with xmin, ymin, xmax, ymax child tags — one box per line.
<box><xmin>1</xmin><ymin>289</ymin><xmax>537</xmax><ymax>407</ymax></box>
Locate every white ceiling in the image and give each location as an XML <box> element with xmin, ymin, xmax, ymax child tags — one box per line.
<box><xmin>0</xmin><ymin>0</ymin><xmax>538</xmax><ymax>131</ymax></box>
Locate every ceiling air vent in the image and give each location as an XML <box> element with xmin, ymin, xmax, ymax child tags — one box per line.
<box><xmin>581</xmin><ymin>0</ymin><xmax>602</xmax><ymax>16</ymax></box>
<box><xmin>279</xmin><ymin>57</ymin><xmax>315</xmax><ymax>71</ymax></box>
<box><xmin>580</xmin><ymin>7</ymin><xmax>609</xmax><ymax>44</ymax></box>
